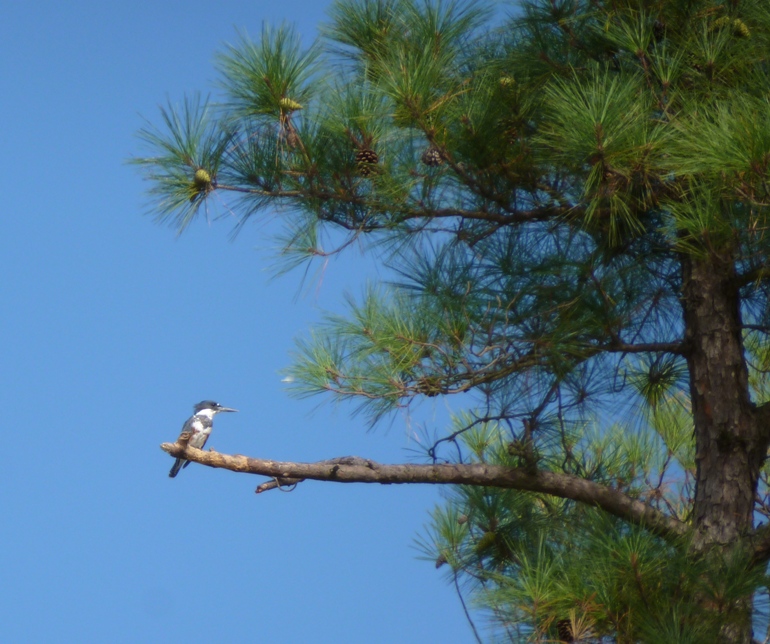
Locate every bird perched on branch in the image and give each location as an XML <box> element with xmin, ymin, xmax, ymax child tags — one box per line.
<box><xmin>169</xmin><ymin>400</ymin><xmax>238</xmax><ymax>478</ymax></box>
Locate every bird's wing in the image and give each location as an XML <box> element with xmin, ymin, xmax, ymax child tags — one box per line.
<box><xmin>176</xmin><ymin>416</ymin><xmax>196</xmax><ymax>441</ymax></box>
<box><xmin>182</xmin><ymin>428</ymin><xmax>209</xmax><ymax>470</ymax></box>
<box><xmin>188</xmin><ymin>430</ymin><xmax>210</xmax><ymax>450</ymax></box>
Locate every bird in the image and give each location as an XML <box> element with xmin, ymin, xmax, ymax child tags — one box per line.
<box><xmin>169</xmin><ymin>400</ymin><xmax>238</xmax><ymax>478</ymax></box>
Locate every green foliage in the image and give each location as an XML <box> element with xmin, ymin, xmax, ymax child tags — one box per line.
<box><xmin>421</xmin><ymin>416</ymin><xmax>764</xmax><ymax>642</ymax></box>
<box><xmin>746</xmin><ymin>331</ymin><xmax>770</xmax><ymax>406</ymax></box>
<box><xmin>217</xmin><ymin>25</ymin><xmax>321</xmax><ymax>120</ymax></box>
<box><xmin>672</xmin><ymin>96</ymin><xmax>770</xmax><ymax>179</ymax></box>
<box><xmin>132</xmin><ymin>95</ymin><xmax>235</xmax><ymax>230</ymax></box>
<box><xmin>323</xmin><ymin>0</ymin><xmax>404</xmax><ymax>62</ymax></box>
<box><xmin>538</xmin><ymin>68</ymin><xmax>668</xmax><ymax>241</ymax></box>
<box><xmin>134</xmin><ymin>0</ymin><xmax>770</xmax><ymax>639</ymax></box>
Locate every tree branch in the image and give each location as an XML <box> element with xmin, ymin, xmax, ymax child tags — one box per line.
<box><xmin>750</xmin><ymin>521</ymin><xmax>770</xmax><ymax>566</ymax></box>
<box><xmin>161</xmin><ymin>442</ymin><xmax>689</xmax><ymax>541</ymax></box>
<box><xmin>734</xmin><ymin>264</ymin><xmax>770</xmax><ymax>289</ymax></box>
<box><xmin>605</xmin><ymin>340</ymin><xmax>687</xmax><ymax>356</ymax></box>
<box><xmin>752</xmin><ymin>401</ymin><xmax>770</xmax><ymax>465</ymax></box>
<box><xmin>215</xmin><ymin>181</ymin><xmax>568</xmax><ymax>228</ymax></box>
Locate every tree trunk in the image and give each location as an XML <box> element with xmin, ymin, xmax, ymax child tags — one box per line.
<box><xmin>682</xmin><ymin>253</ymin><xmax>763</xmax><ymax>642</ymax></box>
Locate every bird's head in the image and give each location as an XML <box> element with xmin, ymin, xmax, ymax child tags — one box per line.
<box><xmin>193</xmin><ymin>400</ymin><xmax>238</xmax><ymax>416</ymax></box>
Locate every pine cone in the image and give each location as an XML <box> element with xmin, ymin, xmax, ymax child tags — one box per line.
<box><xmin>190</xmin><ymin>168</ymin><xmax>213</xmax><ymax>202</ymax></box>
<box><xmin>732</xmin><ymin>18</ymin><xmax>751</xmax><ymax>38</ymax></box>
<box><xmin>556</xmin><ymin>618</ymin><xmax>574</xmax><ymax>643</ymax></box>
<box><xmin>474</xmin><ymin>531</ymin><xmax>497</xmax><ymax>554</ymax></box>
<box><xmin>653</xmin><ymin>20</ymin><xmax>666</xmax><ymax>42</ymax></box>
<box><xmin>356</xmin><ymin>148</ymin><xmax>379</xmax><ymax>176</ymax></box>
<box><xmin>193</xmin><ymin>168</ymin><xmax>211</xmax><ymax>188</ymax></box>
<box><xmin>279</xmin><ymin>97</ymin><xmax>303</xmax><ymax>112</ymax></box>
<box><xmin>421</xmin><ymin>146</ymin><xmax>442</xmax><ymax>167</ymax></box>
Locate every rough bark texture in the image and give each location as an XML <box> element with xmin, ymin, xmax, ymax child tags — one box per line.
<box><xmin>682</xmin><ymin>255</ymin><xmax>764</xmax><ymax>549</ymax></box>
<box><xmin>682</xmin><ymin>254</ymin><xmax>769</xmax><ymax>642</ymax></box>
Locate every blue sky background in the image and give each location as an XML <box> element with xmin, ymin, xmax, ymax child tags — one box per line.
<box><xmin>0</xmin><ymin>1</ymin><xmax>488</xmax><ymax>642</ymax></box>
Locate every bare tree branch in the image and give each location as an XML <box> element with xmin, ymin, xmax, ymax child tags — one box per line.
<box><xmin>605</xmin><ymin>340</ymin><xmax>687</xmax><ymax>356</ymax></box>
<box><xmin>750</xmin><ymin>523</ymin><xmax>770</xmax><ymax>566</ymax></box>
<box><xmin>753</xmin><ymin>401</ymin><xmax>770</xmax><ymax>450</ymax></box>
<box><xmin>161</xmin><ymin>442</ymin><xmax>689</xmax><ymax>541</ymax></box>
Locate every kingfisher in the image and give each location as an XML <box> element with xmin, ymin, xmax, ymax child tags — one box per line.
<box><xmin>169</xmin><ymin>400</ymin><xmax>238</xmax><ymax>478</ymax></box>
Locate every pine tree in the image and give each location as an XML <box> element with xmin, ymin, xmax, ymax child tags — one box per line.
<box><xmin>134</xmin><ymin>1</ymin><xmax>770</xmax><ymax>641</ymax></box>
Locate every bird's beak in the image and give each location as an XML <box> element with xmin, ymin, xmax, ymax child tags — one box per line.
<box><xmin>218</xmin><ymin>407</ymin><xmax>238</xmax><ymax>413</ymax></box>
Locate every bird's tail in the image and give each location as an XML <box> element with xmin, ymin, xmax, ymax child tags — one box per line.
<box><xmin>169</xmin><ymin>458</ymin><xmax>186</xmax><ymax>478</ymax></box>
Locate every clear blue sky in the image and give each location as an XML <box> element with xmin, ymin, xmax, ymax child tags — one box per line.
<box><xmin>0</xmin><ymin>1</ymin><xmax>481</xmax><ymax>642</ymax></box>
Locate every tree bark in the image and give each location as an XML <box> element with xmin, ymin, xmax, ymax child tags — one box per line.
<box><xmin>682</xmin><ymin>254</ymin><xmax>763</xmax><ymax>548</ymax></box>
<box><xmin>681</xmin><ymin>254</ymin><xmax>767</xmax><ymax>642</ymax></box>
